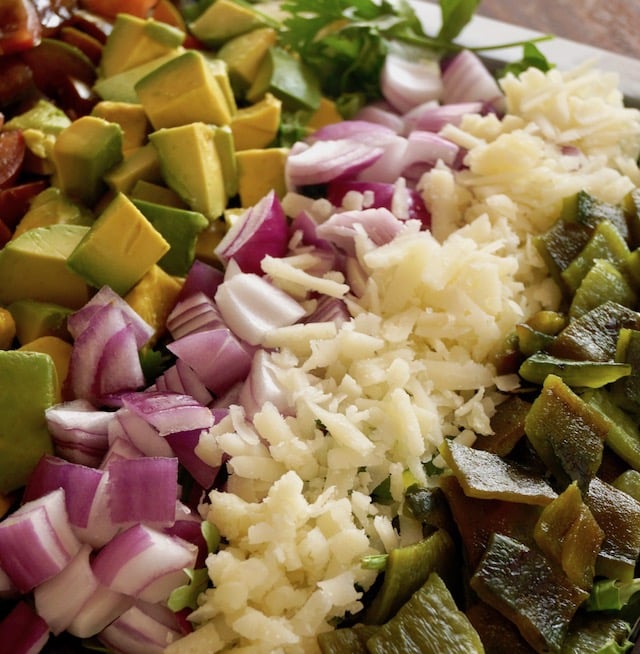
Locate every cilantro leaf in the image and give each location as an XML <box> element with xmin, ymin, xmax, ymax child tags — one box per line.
<box><xmin>437</xmin><ymin>0</ymin><xmax>481</xmax><ymax>43</ymax></box>
<box><xmin>497</xmin><ymin>42</ymin><xmax>554</xmax><ymax>78</ymax></box>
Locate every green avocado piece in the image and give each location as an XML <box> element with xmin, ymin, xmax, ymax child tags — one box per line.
<box><xmin>0</xmin><ymin>225</ymin><xmax>91</xmax><ymax>309</ymax></box>
<box><xmin>52</xmin><ymin>115</ymin><xmax>123</xmax><ymax>206</ymax></box>
<box><xmin>104</xmin><ymin>143</ymin><xmax>163</xmax><ymax>195</ymax></box>
<box><xmin>133</xmin><ymin>199</ymin><xmax>209</xmax><ymax>276</ymax></box>
<box><xmin>8</xmin><ymin>299</ymin><xmax>72</xmax><ymax>346</ymax></box>
<box><xmin>189</xmin><ymin>0</ymin><xmax>272</xmax><ymax>46</ymax></box>
<box><xmin>150</xmin><ymin>122</ymin><xmax>235</xmax><ymax>221</ymax></box>
<box><xmin>4</xmin><ymin>99</ymin><xmax>71</xmax><ymax>135</ymax></box>
<box><xmin>67</xmin><ymin>192</ymin><xmax>170</xmax><ymax>296</ymax></box>
<box><xmin>135</xmin><ymin>50</ymin><xmax>235</xmax><ymax>130</ymax></box>
<box><xmin>93</xmin><ymin>51</ymin><xmax>184</xmax><ymax>104</ymax></box>
<box><xmin>0</xmin><ymin>351</ymin><xmax>57</xmax><ymax>493</ymax></box>
<box><xmin>100</xmin><ymin>13</ymin><xmax>186</xmax><ymax>78</ymax></box>
<box><xmin>246</xmin><ymin>46</ymin><xmax>321</xmax><ymax>112</ymax></box>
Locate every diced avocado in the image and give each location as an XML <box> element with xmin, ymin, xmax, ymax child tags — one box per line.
<box><xmin>19</xmin><ymin>337</ymin><xmax>73</xmax><ymax>402</ymax></box>
<box><xmin>246</xmin><ymin>46</ymin><xmax>321</xmax><ymax>112</ymax></box>
<box><xmin>132</xmin><ymin>199</ymin><xmax>209</xmax><ymax>276</ymax></box>
<box><xmin>100</xmin><ymin>13</ymin><xmax>186</xmax><ymax>78</ymax></box>
<box><xmin>0</xmin><ymin>309</ymin><xmax>16</xmax><ymax>349</ymax></box>
<box><xmin>91</xmin><ymin>101</ymin><xmax>150</xmax><ymax>153</ymax></box>
<box><xmin>8</xmin><ymin>299</ymin><xmax>72</xmax><ymax>345</ymax></box>
<box><xmin>52</xmin><ymin>115</ymin><xmax>123</xmax><ymax>206</ymax></box>
<box><xmin>130</xmin><ymin>180</ymin><xmax>187</xmax><ymax>208</ymax></box>
<box><xmin>135</xmin><ymin>50</ymin><xmax>235</xmax><ymax>130</ymax></box>
<box><xmin>93</xmin><ymin>51</ymin><xmax>184</xmax><ymax>104</ymax></box>
<box><xmin>67</xmin><ymin>192</ymin><xmax>170</xmax><ymax>296</ymax></box>
<box><xmin>3</xmin><ymin>98</ymin><xmax>71</xmax><ymax>135</ymax></box>
<box><xmin>230</xmin><ymin>92</ymin><xmax>281</xmax><ymax>151</ymax></box>
<box><xmin>195</xmin><ymin>220</ymin><xmax>227</xmax><ymax>266</ymax></box>
<box><xmin>236</xmin><ymin>147</ymin><xmax>288</xmax><ymax>207</ymax></box>
<box><xmin>150</xmin><ymin>122</ymin><xmax>232</xmax><ymax>220</ymax></box>
<box><xmin>125</xmin><ymin>264</ymin><xmax>183</xmax><ymax>345</ymax></box>
<box><xmin>12</xmin><ymin>187</ymin><xmax>93</xmax><ymax>240</ymax></box>
<box><xmin>217</xmin><ymin>27</ymin><xmax>277</xmax><ymax>97</ymax></box>
<box><xmin>104</xmin><ymin>143</ymin><xmax>163</xmax><ymax>195</ymax></box>
<box><xmin>308</xmin><ymin>97</ymin><xmax>344</xmax><ymax>130</ymax></box>
<box><xmin>189</xmin><ymin>0</ymin><xmax>273</xmax><ymax>47</ymax></box>
<box><xmin>212</xmin><ymin>125</ymin><xmax>238</xmax><ymax>199</ymax></box>
<box><xmin>0</xmin><ymin>225</ymin><xmax>91</xmax><ymax>309</ymax></box>
<box><xmin>0</xmin><ymin>350</ymin><xmax>57</xmax><ymax>493</ymax></box>
<box><xmin>204</xmin><ymin>56</ymin><xmax>237</xmax><ymax>118</ymax></box>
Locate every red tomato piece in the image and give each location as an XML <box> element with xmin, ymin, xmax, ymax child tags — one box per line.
<box><xmin>0</xmin><ymin>179</ymin><xmax>48</xmax><ymax>229</ymax></box>
<box><xmin>0</xmin><ymin>0</ymin><xmax>42</xmax><ymax>55</ymax></box>
<box><xmin>0</xmin><ymin>130</ymin><xmax>26</xmax><ymax>189</ymax></box>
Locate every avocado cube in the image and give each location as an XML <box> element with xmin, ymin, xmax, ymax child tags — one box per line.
<box><xmin>100</xmin><ymin>13</ymin><xmax>186</xmax><ymax>78</ymax></box>
<box><xmin>236</xmin><ymin>147</ymin><xmax>288</xmax><ymax>207</ymax></box>
<box><xmin>130</xmin><ymin>180</ymin><xmax>187</xmax><ymax>209</ymax></box>
<box><xmin>4</xmin><ymin>98</ymin><xmax>71</xmax><ymax>135</ymax></box>
<box><xmin>91</xmin><ymin>101</ymin><xmax>150</xmax><ymax>153</ymax></box>
<box><xmin>52</xmin><ymin>115</ymin><xmax>123</xmax><ymax>206</ymax></box>
<box><xmin>104</xmin><ymin>143</ymin><xmax>163</xmax><ymax>195</ymax></box>
<box><xmin>8</xmin><ymin>299</ymin><xmax>72</xmax><ymax>346</ymax></box>
<box><xmin>150</xmin><ymin>122</ymin><xmax>234</xmax><ymax>220</ymax></box>
<box><xmin>0</xmin><ymin>350</ymin><xmax>57</xmax><ymax>493</ymax></box>
<box><xmin>67</xmin><ymin>192</ymin><xmax>170</xmax><ymax>296</ymax></box>
<box><xmin>135</xmin><ymin>50</ymin><xmax>235</xmax><ymax>130</ymax></box>
<box><xmin>133</xmin><ymin>199</ymin><xmax>209</xmax><ymax>276</ymax></box>
<box><xmin>230</xmin><ymin>92</ymin><xmax>281</xmax><ymax>151</ymax></box>
<box><xmin>189</xmin><ymin>0</ymin><xmax>271</xmax><ymax>47</ymax></box>
<box><xmin>0</xmin><ymin>225</ymin><xmax>91</xmax><ymax>309</ymax></box>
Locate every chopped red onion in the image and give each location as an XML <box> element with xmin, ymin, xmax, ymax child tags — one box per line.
<box><xmin>166</xmin><ymin>292</ymin><xmax>225</xmax><ymax>340</ymax></box>
<box><xmin>215</xmin><ymin>273</ymin><xmax>306</xmax><ymax>346</ymax></box>
<box><xmin>107</xmin><ymin>457</ymin><xmax>179</xmax><ymax>527</ymax></box>
<box><xmin>95</xmin><ymin>323</ymin><xmax>146</xmax><ymax>399</ymax></box>
<box><xmin>154</xmin><ymin>359</ymin><xmax>214</xmax><ymax>408</ymax></box>
<box><xmin>0</xmin><ymin>489</ymin><xmax>81</xmax><ymax>592</ymax></box>
<box><xmin>99</xmin><ymin>602</ymin><xmax>183</xmax><ymax>654</ymax></box>
<box><xmin>167</xmin><ymin>328</ymin><xmax>253</xmax><ymax>396</ymax></box>
<box><xmin>0</xmin><ymin>566</ymin><xmax>17</xmax><ymax>599</ymax></box>
<box><xmin>442</xmin><ymin>50</ymin><xmax>505</xmax><ymax>109</ymax></box>
<box><xmin>403</xmin><ymin>100</ymin><xmax>484</xmax><ymax>133</ymax></box>
<box><xmin>308</xmin><ymin>119</ymin><xmax>398</xmax><ymax>143</ymax></box>
<box><xmin>72</xmin><ymin>470</ymin><xmax>121</xmax><ymax>548</ymax></box>
<box><xmin>45</xmin><ymin>399</ymin><xmax>112</xmax><ymax>467</ymax></box>
<box><xmin>315</xmin><ymin>207</ymin><xmax>404</xmax><ymax>257</ymax></box>
<box><xmin>304</xmin><ymin>295</ymin><xmax>351</xmax><ymax>326</ymax></box>
<box><xmin>238</xmin><ymin>349</ymin><xmax>293</xmax><ymax>419</ymax></box>
<box><xmin>110</xmin><ymin>408</ymin><xmax>174</xmax><ymax>458</ymax></box>
<box><xmin>355</xmin><ymin>133</ymin><xmax>409</xmax><ymax>184</ymax></box>
<box><xmin>354</xmin><ymin>102</ymin><xmax>405</xmax><ymax>133</ymax></box>
<box><xmin>121</xmin><ymin>391</ymin><xmax>214</xmax><ymax>436</ymax></box>
<box><xmin>164</xmin><ymin>429</ymin><xmax>220</xmax><ymax>490</ymax></box>
<box><xmin>67</xmin><ymin>285</ymin><xmax>154</xmax><ymax>348</ymax></box>
<box><xmin>175</xmin><ymin>259</ymin><xmax>224</xmax><ymax>303</ymax></box>
<box><xmin>92</xmin><ymin>524</ymin><xmax>198</xmax><ymax>604</ymax></box>
<box><xmin>380</xmin><ymin>52</ymin><xmax>443</xmax><ymax>114</ymax></box>
<box><xmin>66</xmin><ymin>584</ymin><xmax>133</xmax><ymax>639</ymax></box>
<box><xmin>286</xmin><ymin>138</ymin><xmax>384</xmax><ymax>187</ymax></box>
<box><xmin>101</xmin><ymin>436</ymin><xmax>144</xmax><ymax>467</ymax></box>
<box><xmin>23</xmin><ymin>456</ymin><xmax>103</xmax><ymax>529</ymax></box>
<box><xmin>214</xmin><ymin>190</ymin><xmax>289</xmax><ymax>275</ymax></box>
<box><xmin>0</xmin><ymin>601</ymin><xmax>50</xmax><ymax>654</ymax></box>
<box><xmin>34</xmin><ymin>544</ymin><xmax>98</xmax><ymax>635</ymax></box>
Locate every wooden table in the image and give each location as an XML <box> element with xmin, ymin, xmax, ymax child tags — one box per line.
<box><xmin>474</xmin><ymin>0</ymin><xmax>640</xmax><ymax>60</ymax></box>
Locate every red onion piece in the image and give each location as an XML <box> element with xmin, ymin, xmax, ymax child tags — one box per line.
<box><xmin>34</xmin><ymin>544</ymin><xmax>98</xmax><ymax>635</ymax></box>
<box><xmin>99</xmin><ymin>602</ymin><xmax>183</xmax><ymax>654</ymax></box>
<box><xmin>355</xmin><ymin>133</ymin><xmax>409</xmax><ymax>184</ymax></box>
<box><xmin>154</xmin><ymin>359</ymin><xmax>214</xmax><ymax>407</ymax></box>
<box><xmin>66</xmin><ymin>584</ymin><xmax>133</xmax><ymax>639</ymax></box>
<box><xmin>214</xmin><ymin>190</ymin><xmax>289</xmax><ymax>275</ymax></box>
<box><xmin>23</xmin><ymin>456</ymin><xmax>103</xmax><ymax>529</ymax></box>
<box><xmin>315</xmin><ymin>207</ymin><xmax>404</xmax><ymax>257</ymax></box>
<box><xmin>442</xmin><ymin>50</ymin><xmax>505</xmax><ymax>109</ymax></box>
<box><xmin>175</xmin><ymin>259</ymin><xmax>224</xmax><ymax>303</ymax></box>
<box><xmin>286</xmin><ymin>138</ymin><xmax>384</xmax><ymax>187</ymax></box>
<box><xmin>167</xmin><ymin>328</ymin><xmax>253</xmax><ymax>396</ymax></box>
<box><xmin>0</xmin><ymin>489</ymin><xmax>81</xmax><ymax>593</ymax></box>
<box><xmin>0</xmin><ymin>601</ymin><xmax>50</xmax><ymax>654</ymax></box>
<box><xmin>72</xmin><ymin>470</ymin><xmax>121</xmax><ymax>548</ymax></box>
<box><xmin>95</xmin><ymin>323</ymin><xmax>146</xmax><ymax>400</ymax></box>
<box><xmin>401</xmin><ymin>131</ymin><xmax>464</xmax><ymax>182</ymax></box>
<box><xmin>166</xmin><ymin>292</ymin><xmax>225</xmax><ymax>340</ymax></box>
<box><xmin>45</xmin><ymin>399</ymin><xmax>112</xmax><ymax>467</ymax></box>
<box><xmin>92</xmin><ymin>524</ymin><xmax>198</xmax><ymax>603</ymax></box>
<box><xmin>110</xmin><ymin>408</ymin><xmax>174</xmax><ymax>458</ymax></box>
<box><xmin>215</xmin><ymin>273</ymin><xmax>306</xmax><ymax>346</ymax></box>
<box><xmin>101</xmin><ymin>436</ymin><xmax>144</xmax><ymax>467</ymax></box>
<box><xmin>164</xmin><ymin>429</ymin><xmax>220</xmax><ymax>490</ymax></box>
<box><xmin>304</xmin><ymin>295</ymin><xmax>351</xmax><ymax>326</ymax></box>
<box><xmin>354</xmin><ymin>102</ymin><xmax>405</xmax><ymax>133</ymax></box>
<box><xmin>0</xmin><ymin>567</ymin><xmax>17</xmax><ymax>599</ymax></box>
<box><xmin>164</xmin><ymin>504</ymin><xmax>208</xmax><ymax>567</ymax></box>
<box><xmin>403</xmin><ymin>100</ymin><xmax>484</xmax><ymax>133</ymax></box>
<box><xmin>121</xmin><ymin>391</ymin><xmax>214</xmax><ymax>436</ymax></box>
<box><xmin>67</xmin><ymin>285</ymin><xmax>154</xmax><ymax>348</ymax></box>
<box><xmin>238</xmin><ymin>349</ymin><xmax>293</xmax><ymax>419</ymax></box>
<box><xmin>107</xmin><ymin>457</ymin><xmax>179</xmax><ymax>527</ymax></box>
<box><xmin>380</xmin><ymin>52</ymin><xmax>443</xmax><ymax>114</ymax></box>
<box><xmin>309</xmin><ymin>119</ymin><xmax>398</xmax><ymax>143</ymax></box>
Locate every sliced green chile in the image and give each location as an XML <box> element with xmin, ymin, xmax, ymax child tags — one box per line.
<box><xmin>524</xmin><ymin>374</ymin><xmax>608</xmax><ymax>490</ymax></box>
<box><xmin>560</xmin><ymin>614</ymin><xmax>633</xmax><ymax>653</ymax></box>
<box><xmin>612</xmin><ymin>469</ymin><xmax>640</xmax><ymax>502</ymax></box>
<box><xmin>367</xmin><ymin>573</ymin><xmax>485</xmax><ymax>654</ymax></box>
<box><xmin>470</xmin><ymin>533</ymin><xmax>589</xmax><ymax>654</ymax></box>
<box><xmin>317</xmin><ymin>624</ymin><xmax>377</xmax><ymax>654</ymax></box>
<box><xmin>476</xmin><ymin>394</ymin><xmax>531</xmax><ymax>457</ymax></box>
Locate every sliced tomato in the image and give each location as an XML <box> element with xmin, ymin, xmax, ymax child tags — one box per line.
<box><xmin>80</xmin><ymin>0</ymin><xmax>159</xmax><ymax>19</ymax></box>
<box><xmin>0</xmin><ymin>130</ymin><xmax>26</xmax><ymax>189</ymax></box>
<box><xmin>151</xmin><ymin>0</ymin><xmax>186</xmax><ymax>29</ymax></box>
<box><xmin>60</xmin><ymin>25</ymin><xmax>103</xmax><ymax>65</ymax></box>
<box><xmin>0</xmin><ymin>218</ymin><xmax>13</xmax><ymax>248</ymax></box>
<box><xmin>0</xmin><ymin>179</ymin><xmax>48</xmax><ymax>229</ymax></box>
<box><xmin>0</xmin><ymin>0</ymin><xmax>42</xmax><ymax>55</ymax></box>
